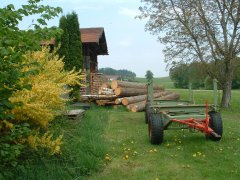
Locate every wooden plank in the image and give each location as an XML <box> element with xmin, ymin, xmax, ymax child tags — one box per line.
<box><xmin>65</xmin><ymin>109</ymin><xmax>85</xmax><ymax>120</ymax></box>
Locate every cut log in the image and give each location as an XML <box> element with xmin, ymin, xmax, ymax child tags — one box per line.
<box><xmin>101</xmin><ymin>82</ymin><xmax>111</xmax><ymax>89</ymax></box>
<box><xmin>96</xmin><ymin>100</ymin><xmax>115</xmax><ymax>106</ymax></box>
<box><xmin>122</xmin><ymin>91</ymin><xmax>172</xmax><ymax>105</ymax></box>
<box><xmin>111</xmin><ymin>80</ymin><xmax>164</xmax><ymax>91</ymax></box>
<box><xmin>129</xmin><ymin>93</ymin><xmax>180</xmax><ymax>112</ymax></box>
<box><xmin>114</xmin><ymin>87</ymin><xmax>147</xmax><ymax>96</ymax></box>
<box><xmin>81</xmin><ymin>94</ymin><xmax>118</xmax><ymax>101</ymax></box>
<box><xmin>98</xmin><ymin>87</ymin><xmax>114</xmax><ymax>95</ymax></box>
<box><xmin>126</xmin><ymin>104</ymin><xmax>134</xmax><ymax>110</ymax></box>
<box><xmin>131</xmin><ymin>101</ymin><xmax>146</xmax><ymax>112</ymax></box>
<box><xmin>115</xmin><ymin>97</ymin><xmax>124</xmax><ymax>105</ymax></box>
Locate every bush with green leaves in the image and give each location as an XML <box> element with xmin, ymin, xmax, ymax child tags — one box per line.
<box><xmin>0</xmin><ymin>0</ymin><xmax>62</xmax><ymax>174</ymax></box>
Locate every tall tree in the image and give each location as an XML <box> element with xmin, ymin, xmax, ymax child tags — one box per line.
<box><xmin>57</xmin><ymin>16</ymin><xmax>69</xmax><ymax>63</ymax></box>
<box><xmin>138</xmin><ymin>0</ymin><xmax>240</xmax><ymax>108</ymax></box>
<box><xmin>57</xmin><ymin>12</ymin><xmax>83</xmax><ymax>71</ymax></box>
<box><xmin>145</xmin><ymin>70</ymin><xmax>154</xmax><ymax>82</ymax></box>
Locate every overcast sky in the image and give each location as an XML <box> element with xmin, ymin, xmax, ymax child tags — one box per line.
<box><xmin>1</xmin><ymin>0</ymin><xmax>168</xmax><ymax>77</ymax></box>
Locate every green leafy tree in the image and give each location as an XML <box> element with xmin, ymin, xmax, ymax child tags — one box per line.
<box><xmin>99</xmin><ymin>67</ymin><xmax>136</xmax><ymax>81</ymax></box>
<box><xmin>145</xmin><ymin>70</ymin><xmax>153</xmax><ymax>82</ymax></box>
<box><xmin>170</xmin><ymin>62</ymin><xmax>207</xmax><ymax>89</ymax></box>
<box><xmin>57</xmin><ymin>12</ymin><xmax>83</xmax><ymax>71</ymax></box>
<box><xmin>138</xmin><ymin>0</ymin><xmax>240</xmax><ymax>108</ymax></box>
<box><xmin>0</xmin><ymin>0</ymin><xmax>62</xmax><ymax>172</ymax></box>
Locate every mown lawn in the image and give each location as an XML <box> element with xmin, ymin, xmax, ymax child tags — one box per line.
<box><xmin>88</xmin><ymin>110</ymin><xmax>240</xmax><ymax>180</ymax></box>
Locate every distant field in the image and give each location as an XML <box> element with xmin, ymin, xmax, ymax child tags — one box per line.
<box><xmin>135</xmin><ymin>77</ymin><xmax>174</xmax><ymax>89</ymax></box>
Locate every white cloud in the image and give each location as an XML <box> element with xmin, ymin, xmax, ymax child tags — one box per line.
<box><xmin>119</xmin><ymin>7</ymin><xmax>140</xmax><ymax>19</ymax></box>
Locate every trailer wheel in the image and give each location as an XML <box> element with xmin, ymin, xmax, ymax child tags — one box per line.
<box><xmin>145</xmin><ymin>102</ymin><xmax>150</xmax><ymax>124</ymax></box>
<box><xmin>149</xmin><ymin>113</ymin><xmax>164</xmax><ymax>145</ymax></box>
<box><xmin>207</xmin><ymin>111</ymin><xmax>223</xmax><ymax>141</ymax></box>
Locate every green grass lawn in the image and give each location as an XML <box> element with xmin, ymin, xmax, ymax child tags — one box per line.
<box><xmin>89</xmin><ymin>110</ymin><xmax>240</xmax><ymax>180</ymax></box>
<box><xmin>10</xmin><ymin>83</ymin><xmax>240</xmax><ymax>179</ymax></box>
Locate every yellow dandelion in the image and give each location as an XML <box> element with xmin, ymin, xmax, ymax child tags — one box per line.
<box><xmin>125</xmin><ymin>155</ymin><xmax>129</xmax><ymax>159</ymax></box>
<box><xmin>149</xmin><ymin>150</ymin><xmax>153</xmax><ymax>153</ymax></box>
<box><xmin>192</xmin><ymin>153</ymin><xmax>197</xmax><ymax>157</ymax></box>
<box><xmin>105</xmin><ymin>156</ymin><xmax>111</xmax><ymax>161</ymax></box>
<box><xmin>131</xmin><ymin>141</ymin><xmax>134</xmax><ymax>144</ymax></box>
<box><xmin>153</xmin><ymin>149</ymin><xmax>157</xmax><ymax>152</ymax></box>
<box><xmin>156</xmin><ymin>177</ymin><xmax>159</xmax><ymax>180</ymax></box>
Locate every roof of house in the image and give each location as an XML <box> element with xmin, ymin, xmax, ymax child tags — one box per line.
<box><xmin>81</xmin><ymin>27</ymin><xmax>108</xmax><ymax>55</ymax></box>
<box><xmin>81</xmin><ymin>27</ymin><xmax>104</xmax><ymax>43</ymax></box>
<box><xmin>41</xmin><ymin>27</ymin><xmax>108</xmax><ymax>55</ymax></box>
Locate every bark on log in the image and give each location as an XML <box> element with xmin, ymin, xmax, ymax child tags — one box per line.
<box><xmin>122</xmin><ymin>91</ymin><xmax>172</xmax><ymax>105</ymax></box>
<box><xmin>81</xmin><ymin>94</ymin><xmax>118</xmax><ymax>101</ymax></box>
<box><xmin>129</xmin><ymin>93</ymin><xmax>180</xmax><ymax>112</ymax></box>
<box><xmin>114</xmin><ymin>87</ymin><xmax>147</xmax><ymax>96</ymax></box>
<box><xmin>96</xmin><ymin>100</ymin><xmax>115</xmax><ymax>106</ymax></box>
<box><xmin>111</xmin><ymin>80</ymin><xmax>164</xmax><ymax>91</ymax></box>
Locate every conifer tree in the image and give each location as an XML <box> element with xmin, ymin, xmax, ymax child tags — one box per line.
<box><xmin>57</xmin><ymin>12</ymin><xmax>83</xmax><ymax>71</ymax></box>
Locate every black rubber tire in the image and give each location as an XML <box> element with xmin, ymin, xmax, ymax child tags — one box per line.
<box><xmin>145</xmin><ymin>102</ymin><xmax>150</xmax><ymax>124</ymax></box>
<box><xmin>149</xmin><ymin>113</ymin><xmax>164</xmax><ymax>145</ymax></box>
<box><xmin>207</xmin><ymin>111</ymin><xmax>223</xmax><ymax>141</ymax></box>
<box><xmin>148</xmin><ymin>113</ymin><xmax>154</xmax><ymax>135</ymax></box>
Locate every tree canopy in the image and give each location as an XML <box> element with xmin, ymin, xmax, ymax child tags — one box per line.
<box><xmin>145</xmin><ymin>70</ymin><xmax>154</xmax><ymax>82</ymax></box>
<box><xmin>138</xmin><ymin>0</ymin><xmax>240</xmax><ymax>108</ymax></box>
<box><xmin>99</xmin><ymin>67</ymin><xmax>136</xmax><ymax>81</ymax></box>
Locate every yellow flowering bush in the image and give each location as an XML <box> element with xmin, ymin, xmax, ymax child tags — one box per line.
<box><xmin>8</xmin><ymin>47</ymin><xmax>85</xmax><ymax>154</ymax></box>
<box><xmin>28</xmin><ymin>132</ymin><xmax>63</xmax><ymax>155</ymax></box>
<box><xmin>10</xmin><ymin>47</ymin><xmax>85</xmax><ymax>127</ymax></box>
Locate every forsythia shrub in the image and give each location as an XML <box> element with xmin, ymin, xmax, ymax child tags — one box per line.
<box><xmin>9</xmin><ymin>47</ymin><xmax>85</xmax><ymax>154</ymax></box>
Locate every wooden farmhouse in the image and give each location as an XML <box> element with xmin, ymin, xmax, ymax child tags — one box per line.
<box><xmin>80</xmin><ymin>27</ymin><xmax>109</xmax><ymax>95</ymax></box>
<box><xmin>41</xmin><ymin>27</ymin><xmax>109</xmax><ymax>95</ymax></box>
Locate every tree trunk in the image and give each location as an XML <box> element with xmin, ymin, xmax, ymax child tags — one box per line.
<box><xmin>114</xmin><ymin>87</ymin><xmax>147</xmax><ymax>96</ymax></box>
<box><xmin>221</xmin><ymin>60</ymin><xmax>233</xmax><ymax>108</ymax></box>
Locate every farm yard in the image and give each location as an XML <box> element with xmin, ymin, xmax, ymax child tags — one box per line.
<box><xmin>9</xmin><ymin>77</ymin><xmax>240</xmax><ymax>179</ymax></box>
<box><xmin>1</xmin><ymin>0</ymin><xmax>240</xmax><ymax>179</ymax></box>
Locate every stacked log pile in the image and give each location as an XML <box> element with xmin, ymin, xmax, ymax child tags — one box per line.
<box><xmin>91</xmin><ymin>73</ymin><xmax>108</xmax><ymax>94</ymax></box>
<box><xmin>81</xmin><ymin>80</ymin><xmax>180</xmax><ymax>112</ymax></box>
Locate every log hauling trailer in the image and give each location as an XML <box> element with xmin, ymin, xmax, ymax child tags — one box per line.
<box><xmin>145</xmin><ymin>79</ymin><xmax>223</xmax><ymax>145</ymax></box>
